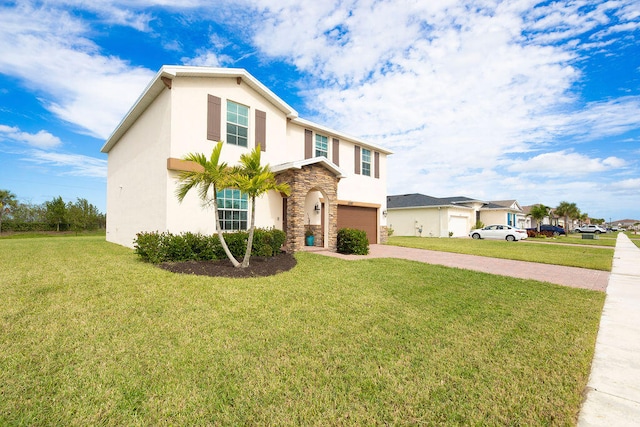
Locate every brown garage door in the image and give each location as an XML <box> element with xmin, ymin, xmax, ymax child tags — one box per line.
<box><xmin>337</xmin><ymin>205</ymin><xmax>377</xmax><ymax>244</ymax></box>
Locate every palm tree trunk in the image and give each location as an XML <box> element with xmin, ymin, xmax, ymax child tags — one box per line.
<box><xmin>241</xmin><ymin>197</ymin><xmax>256</xmax><ymax>268</ymax></box>
<box><xmin>213</xmin><ymin>198</ymin><xmax>240</xmax><ymax>267</ymax></box>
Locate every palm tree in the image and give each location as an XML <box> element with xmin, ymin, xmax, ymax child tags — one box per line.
<box><xmin>0</xmin><ymin>189</ymin><xmax>18</xmax><ymax>234</ymax></box>
<box><xmin>234</xmin><ymin>145</ymin><xmax>291</xmax><ymax>268</ymax></box>
<box><xmin>175</xmin><ymin>142</ymin><xmax>240</xmax><ymax>267</ymax></box>
<box><xmin>555</xmin><ymin>201</ymin><xmax>579</xmax><ymax>232</ymax></box>
<box><xmin>528</xmin><ymin>204</ymin><xmax>550</xmax><ymax>232</ymax></box>
<box><xmin>578</xmin><ymin>212</ymin><xmax>589</xmax><ymax>226</ymax></box>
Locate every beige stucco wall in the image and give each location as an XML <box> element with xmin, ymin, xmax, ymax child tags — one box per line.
<box><xmin>106</xmin><ymin>89</ymin><xmax>172</xmax><ymax>247</ymax></box>
<box><xmin>480</xmin><ymin>210</ymin><xmax>506</xmax><ymax>226</ymax></box>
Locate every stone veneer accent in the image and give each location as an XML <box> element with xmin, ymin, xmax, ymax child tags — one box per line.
<box><xmin>307</xmin><ymin>224</ymin><xmax>323</xmax><ymax>247</ymax></box>
<box><xmin>276</xmin><ymin>164</ymin><xmax>339</xmax><ymax>252</ymax></box>
<box><xmin>379</xmin><ymin>226</ymin><xmax>388</xmax><ymax>244</ymax></box>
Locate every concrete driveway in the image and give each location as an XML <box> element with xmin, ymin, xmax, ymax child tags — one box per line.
<box><xmin>314</xmin><ymin>244</ymin><xmax>610</xmax><ymax>291</ymax></box>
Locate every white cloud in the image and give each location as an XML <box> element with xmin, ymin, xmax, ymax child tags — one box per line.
<box><xmin>0</xmin><ymin>125</ymin><xmax>62</xmax><ymax>149</ymax></box>
<box><xmin>611</xmin><ymin>178</ymin><xmax>640</xmax><ymax>191</ymax></box>
<box><xmin>0</xmin><ymin>3</ymin><xmax>154</xmax><ymax>139</ymax></box>
<box><xmin>507</xmin><ymin>151</ymin><xmax>627</xmax><ymax>176</ymax></box>
<box><xmin>244</xmin><ymin>0</ymin><xmax>639</xmax><ymax>215</ymax></box>
<box><xmin>24</xmin><ymin>150</ymin><xmax>107</xmax><ymax>178</ymax></box>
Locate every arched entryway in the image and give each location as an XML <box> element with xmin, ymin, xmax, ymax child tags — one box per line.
<box><xmin>275</xmin><ymin>161</ymin><xmax>340</xmax><ymax>252</ymax></box>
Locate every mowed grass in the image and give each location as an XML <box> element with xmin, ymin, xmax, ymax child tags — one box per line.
<box><xmin>626</xmin><ymin>232</ymin><xmax>640</xmax><ymax>248</ymax></box>
<box><xmin>388</xmin><ymin>236</ymin><xmax>613</xmax><ymax>271</ymax></box>
<box><xmin>557</xmin><ymin>233</ymin><xmax>617</xmax><ymax>247</ymax></box>
<box><xmin>1</xmin><ymin>237</ymin><xmax>604</xmax><ymax>425</ymax></box>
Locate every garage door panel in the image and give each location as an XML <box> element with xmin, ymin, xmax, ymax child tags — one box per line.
<box><xmin>449</xmin><ymin>216</ymin><xmax>468</xmax><ymax>237</ymax></box>
<box><xmin>337</xmin><ymin>205</ymin><xmax>377</xmax><ymax>244</ymax></box>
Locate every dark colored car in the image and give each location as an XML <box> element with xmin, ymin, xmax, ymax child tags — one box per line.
<box><xmin>526</xmin><ymin>224</ymin><xmax>566</xmax><ymax>236</ymax></box>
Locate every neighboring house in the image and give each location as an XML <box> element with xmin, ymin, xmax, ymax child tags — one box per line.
<box><xmin>485</xmin><ymin>200</ymin><xmax>527</xmax><ymax>229</ymax></box>
<box><xmin>521</xmin><ymin>205</ymin><xmax>563</xmax><ymax>230</ymax></box>
<box><xmin>101</xmin><ymin>66</ymin><xmax>392</xmax><ymax>251</ymax></box>
<box><xmin>387</xmin><ymin>194</ymin><xmax>525</xmax><ymax>237</ymax></box>
<box><xmin>613</xmin><ymin>219</ymin><xmax>640</xmax><ymax>230</ymax></box>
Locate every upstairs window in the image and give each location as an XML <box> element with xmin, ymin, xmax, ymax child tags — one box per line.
<box><xmin>226</xmin><ymin>101</ymin><xmax>249</xmax><ymax>147</ymax></box>
<box><xmin>315</xmin><ymin>134</ymin><xmax>328</xmax><ymax>158</ymax></box>
<box><xmin>361</xmin><ymin>148</ymin><xmax>371</xmax><ymax>176</ymax></box>
<box><xmin>217</xmin><ymin>188</ymin><xmax>248</xmax><ymax>231</ymax></box>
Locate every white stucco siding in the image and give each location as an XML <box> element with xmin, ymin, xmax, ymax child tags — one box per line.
<box><xmin>164</xmin><ymin>171</ymin><xmax>217</xmax><ymax>236</ymax></box>
<box><xmin>168</xmin><ymin>76</ymin><xmax>291</xmax><ymax>166</ymax></box>
<box><xmin>106</xmin><ymin>89</ymin><xmax>172</xmax><ymax>248</ymax></box>
<box><xmin>481</xmin><ymin>211</ymin><xmax>507</xmax><ymax>225</ymax></box>
<box><xmin>388</xmin><ymin>207</ymin><xmax>473</xmax><ymax>238</ymax></box>
<box><xmin>333</xmin><ymin>137</ymin><xmax>388</xmax><ymax>225</ymax></box>
<box><xmin>388</xmin><ymin>208</ymin><xmax>443</xmax><ymax>237</ymax></box>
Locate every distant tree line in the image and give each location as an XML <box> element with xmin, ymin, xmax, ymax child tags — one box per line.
<box><xmin>0</xmin><ymin>189</ymin><xmax>105</xmax><ymax>233</ymax></box>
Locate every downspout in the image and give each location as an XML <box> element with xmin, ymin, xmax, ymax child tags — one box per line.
<box><xmin>438</xmin><ymin>206</ymin><xmax>442</xmax><ymax>238</ymax></box>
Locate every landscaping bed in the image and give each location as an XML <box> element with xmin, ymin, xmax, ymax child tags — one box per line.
<box><xmin>159</xmin><ymin>253</ymin><xmax>297</xmax><ymax>277</ymax></box>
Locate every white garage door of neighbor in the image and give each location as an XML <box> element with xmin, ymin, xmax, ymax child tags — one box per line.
<box><xmin>449</xmin><ymin>216</ymin><xmax>468</xmax><ymax>237</ymax></box>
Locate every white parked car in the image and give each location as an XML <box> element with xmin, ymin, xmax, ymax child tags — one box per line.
<box><xmin>469</xmin><ymin>224</ymin><xmax>528</xmax><ymax>241</ymax></box>
<box><xmin>574</xmin><ymin>224</ymin><xmax>607</xmax><ymax>234</ymax></box>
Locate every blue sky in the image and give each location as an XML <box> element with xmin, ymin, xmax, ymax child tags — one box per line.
<box><xmin>1</xmin><ymin>0</ymin><xmax>639</xmax><ymax>222</ymax></box>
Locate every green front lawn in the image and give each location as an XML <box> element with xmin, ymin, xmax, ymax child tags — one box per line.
<box><xmin>388</xmin><ymin>236</ymin><xmax>613</xmax><ymax>271</ymax></box>
<box><xmin>560</xmin><ymin>233</ymin><xmax>617</xmax><ymax>246</ymax></box>
<box><xmin>1</xmin><ymin>236</ymin><xmax>604</xmax><ymax>425</ymax></box>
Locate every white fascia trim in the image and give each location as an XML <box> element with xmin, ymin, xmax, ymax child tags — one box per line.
<box><xmin>272</xmin><ymin>156</ymin><xmax>347</xmax><ymax>179</ymax></box>
<box><xmin>292</xmin><ymin>117</ymin><xmax>393</xmax><ymax>155</ymax></box>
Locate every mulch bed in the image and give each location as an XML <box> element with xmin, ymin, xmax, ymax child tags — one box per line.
<box><xmin>158</xmin><ymin>253</ymin><xmax>297</xmax><ymax>278</ymax></box>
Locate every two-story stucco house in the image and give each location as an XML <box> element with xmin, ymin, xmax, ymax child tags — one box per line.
<box><xmin>101</xmin><ymin>66</ymin><xmax>392</xmax><ymax>252</ymax></box>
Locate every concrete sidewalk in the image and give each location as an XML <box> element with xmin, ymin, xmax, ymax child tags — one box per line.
<box><xmin>578</xmin><ymin>233</ymin><xmax>640</xmax><ymax>426</ymax></box>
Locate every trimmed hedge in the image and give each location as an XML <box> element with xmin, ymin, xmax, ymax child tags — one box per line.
<box><xmin>134</xmin><ymin>228</ymin><xmax>286</xmax><ymax>264</ymax></box>
<box><xmin>1</xmin><ymin>221</ymin><xmax>55</xmax><ymax>232</ymax></box>
<box><xmin>337</xmin><ymin>228</ymin><xmax>369</xmax><ymax>255</ymax></box>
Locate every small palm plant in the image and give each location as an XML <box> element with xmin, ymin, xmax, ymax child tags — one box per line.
<box><xmin>233</xmin><ymin>145</ymin><xmax>291</xmax><ymax>267</ymax></box>
<box><xmin>175</xmin><ymin>141</ymin><xmax>240</xmax><ymax>267</ymax></box>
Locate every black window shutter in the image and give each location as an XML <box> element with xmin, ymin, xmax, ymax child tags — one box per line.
<box><xmin>374</xmin><ymin>151</ymin><xmax>380</xmax><ymax>179</ymax></box>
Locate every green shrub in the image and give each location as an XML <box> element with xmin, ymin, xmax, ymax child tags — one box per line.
<box><xmin>217</xmin><ymin>231</ymin><xmax>248</xmax><ymax>260</ymax></box>
<box><xmin>134</xmin><ymin>229</ymin><xmax>286</xmax><ymax>263</ymax></box>
<box><xmin>134</xmin><ymin>231</ymin><xmax>166</xmax><ymax>263</ymax></box>
<box><xmin>337</xmin><ymin>228</ymin><xmax>369</xmax><ymax>255</ymax></box>
<box><xmin>253</xmin><ymin>227</ymin><xmax>286</xmax><ymax>256</ymax></box>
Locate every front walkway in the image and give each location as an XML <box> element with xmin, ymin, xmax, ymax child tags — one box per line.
<box><xmin>313</xmin><ymin>244</ymin><xmax>609</xmax><ymax>291</ymax></box>
<box><xmin>578</xmin><ymin>233</ymin><xmax>640</xmax><ymax>426</ymax></box>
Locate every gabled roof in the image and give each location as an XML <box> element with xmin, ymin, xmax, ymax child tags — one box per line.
<box><xmin>388</xmin><ymin>193</ymin><xmax>524</xmax><ymax>212</ymax></box>
<box><xmin>272</xmin><ymin>157</ymin><xmax>346</xmax><ymax>179</ymax></box>
<box><xmin>483</xmin><ymin>200</ymin><xmax>523</xmax><ymax>212</ymax></box>
<box><xmin>101</xmin><ymin>65</ymin><xmax>393</xmax><ymax>155</ymax></box>
<box><xmin>387</xmin><ymin>193</ymin><xmax>475</xmax><ymax>209</ymax></box>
